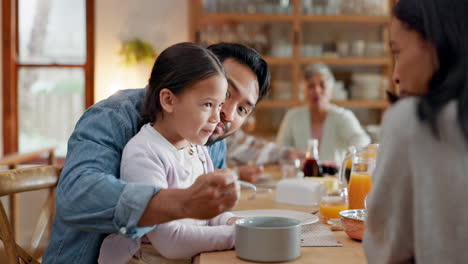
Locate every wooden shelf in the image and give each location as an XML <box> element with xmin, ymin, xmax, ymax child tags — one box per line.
<box><xmin>256</xmin><ymin>99</ymin><xmax>389</xmax><ymax>109</ymax></box>
<box><xmin>331</xmin><ymin>99</ymin><xmax>389</xmax><ymax>109</ymax></box>
<box><xmin>300</xmin><ymin>57</ymin><xmax>391</xmax><ymax>66</ymax></box>
<box><xmin>247</xmin><ymin>129</ymin><xmax>278</xmax><ymax>140</ymax></box>
<box><xmin>200</xmin><ymin>13</ymin><xmax>294</xmax><ymax>23</ymax></box>
<box><xmin>256</xmin><ymin>100</ymin><xmax>301</xmax><ymax>109</ymax></box>
<box><xmin>264</xmin><ymin>57</ymin><xmax>295</xmax><ymax>65</ymax></box>
<box><xmin>264</xmin><ymin>57</ymin><xmax>391</xmax><ymax>66</ymax></box>
<box><xmin>265</xmin><ymin>57</ymin><xmax>391</xmax><ymax>66</ymax></box>
<box><xmin>200</xmin><ymin>13</ymin><xmax>389</xmax><ymax>24</ymax></box>
<box><xmin>191</xmin><ymin>0</ymin><xmax>396</xmax><ymax>133</ymax></box>
<box><xmin>300</xmin><ymin>15</ymin><xmax>390</xmax><ymax>23</ymax></box>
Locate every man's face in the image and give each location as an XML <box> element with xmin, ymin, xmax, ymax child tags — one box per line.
<box><xmin>206</xmin><ymin>58</ymin><xmax>259</xmax><ymax>145</ymax></box>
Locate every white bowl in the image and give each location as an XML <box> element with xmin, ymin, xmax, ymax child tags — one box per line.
<box><xmin>235</xmin><ymin>216</ymin><xmax>301</xmax><ymax>262</ymax></box>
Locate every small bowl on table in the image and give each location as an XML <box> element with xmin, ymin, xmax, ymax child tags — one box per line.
<box><xmin>235</xmin><ymin>216</ymin><xmax>301</xmax><ymax>262</ymax></box>
<box><xmin>339</xmin><ymin>209</ymin><xmax>367</xmax><ymax>241</ymax></box>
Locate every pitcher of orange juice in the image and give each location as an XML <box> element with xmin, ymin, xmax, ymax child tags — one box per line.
<box><xmin>338</xmin><ymin>144</ymin><xmax>378</xmax><ymax>209</ymax></box>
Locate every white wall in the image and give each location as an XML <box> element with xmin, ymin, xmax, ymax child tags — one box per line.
<box><xmin>95</xmin><ymin>0</ymin><xmax>189</xmax><ymax>102</ymax></box>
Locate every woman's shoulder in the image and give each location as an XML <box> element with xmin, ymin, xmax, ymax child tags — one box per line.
<box><xmin>328</xmin><ymin>104</ymin><xmax>357</xmax><ymax>119</ymax></box>
<box><xmin>390</xmin><ymin>98</ymin><xmax>459</xmax><ymax>132</ymax></box>
<box><xmin>284</xmin><ymin>106</ymin><xmax>309</xmax><ymax>119</ymax></box>
<box><xmin>380</xmin><ymin>98</ymin><xmax>421</xmax><ymax>141</ymax></box>
<box><xmin>383</xmin><ymin>98</ymin><xmax>419</xmax><ymax>126</ymax></box>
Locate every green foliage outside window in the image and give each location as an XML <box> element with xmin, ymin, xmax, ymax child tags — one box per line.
<box><xmin>119</xmin><ymin>38</ymin><xmax>158</xmax><ymax>66</ymax></box>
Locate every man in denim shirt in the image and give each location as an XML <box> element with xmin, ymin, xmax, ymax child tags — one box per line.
<box><xmin>43</xmin><ymin>43</ymin><xmax>270</xmax><ymax>263</ymax></box>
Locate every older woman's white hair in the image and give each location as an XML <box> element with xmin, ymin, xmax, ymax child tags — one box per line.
<box><xmin>303</xmin><ymin>63</ymin><xmax>336</xmax><ymax>89</ymax></box>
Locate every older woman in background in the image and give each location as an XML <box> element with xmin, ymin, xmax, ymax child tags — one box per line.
<box><xmin>276</xmin><ymin>63</ymin><xmax>370</xmax><ymax>163</ymax></box>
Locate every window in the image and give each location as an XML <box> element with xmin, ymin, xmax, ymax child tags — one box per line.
<box><xmin>2</xmin><ymin>0</ymin><xmax>94</xmax><ymax>157</ymax></box>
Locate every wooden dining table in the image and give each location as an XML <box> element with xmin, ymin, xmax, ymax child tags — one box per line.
<box><xmin>199</xmin><ymin>167</ymin><xmax>367</xmax><ymax>264</ymax></box>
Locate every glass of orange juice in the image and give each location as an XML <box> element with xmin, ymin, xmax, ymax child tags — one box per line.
<box><xmin>320</xmin><ymin>190</ymin><xmax>348</xmax><ymax>225</ymax></box>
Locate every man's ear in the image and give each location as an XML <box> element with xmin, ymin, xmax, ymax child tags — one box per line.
<box><xmin>160</xmin><ymin>88</ymin><xmax>177</xmax><ymax>113</ymax></box>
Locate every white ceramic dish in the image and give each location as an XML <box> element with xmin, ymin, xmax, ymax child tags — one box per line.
<box><xmin>233</xmin><ymin>209</ymin><xmax>319</xmax><ymax>225</ymax></box>
<box><xmin>235</xmin><ymin>216</ymin><xmax>301</xmax><ymax>262</ymax></box>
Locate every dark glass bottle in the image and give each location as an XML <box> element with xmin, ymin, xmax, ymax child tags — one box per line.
<box><xmin>303</xmin><ymin>139</ymin><xmax>323</xmax><ymax>177</ymax></box>
<box><xmin>320</xmin><ymin>161</ymin><xmax>339</xmax><ymax>176</ymax></box>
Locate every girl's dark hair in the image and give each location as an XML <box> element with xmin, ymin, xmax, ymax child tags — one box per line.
<box><xmin>142</xmin><ymin>42</ymin><xmax>225</xmax><ymax>123</ymax></box>
<box><xmin>393</xmin><ymin>0</ymin><xmax>468</xmax><ymax>141</ymax></box>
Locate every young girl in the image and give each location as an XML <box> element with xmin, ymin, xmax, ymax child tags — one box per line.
<box><xmin>98</xmin><ymin>42</ymin><xmax>238</xmax><ymax>264</ymax></box>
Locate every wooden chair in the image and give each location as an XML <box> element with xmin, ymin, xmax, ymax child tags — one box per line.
<box><xmin>0</xmin><ymin>148</ymin><xmax>56</xmax><ymax>240</ymax></box>
<box><xmin>0</xmin><ymin>165</ymin><xmax>62</xmax><ymax>264</ymax></box>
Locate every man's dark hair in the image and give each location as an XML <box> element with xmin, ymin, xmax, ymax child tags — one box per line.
<box><xmin>393</xmin><ymin>0</ymin><xmax>468</xmax><ymax>141</ymax></box>
<box><xmin>207</xmin><ymin>43</ymin><xmax>270</xmax><ymax>103</ymax></box>
<box><xmin>142</xmin><ymin>42</ymin><xmax>225</xmax><ymax>123</ymax></box>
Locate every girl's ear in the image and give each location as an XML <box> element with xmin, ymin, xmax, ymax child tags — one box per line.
<box><xmin>160</xmin><ymin>88</ymin><xmax>177</xmax><ymax>113</ymax></box>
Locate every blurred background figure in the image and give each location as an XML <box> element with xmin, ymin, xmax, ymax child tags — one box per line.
<box><xmin>227</xmin><ymin>130</ymin><xmax>305</xmax><ymax>183</ymax></box>
<box><xmin>276</xmin><ymin>63</ymin><xmax>370</xmax><ymax>163</ymax></box>
<box><xmin>227</xmin><ymin>130</ymin><xmax>305</xmax><ymax>165</ymax></box>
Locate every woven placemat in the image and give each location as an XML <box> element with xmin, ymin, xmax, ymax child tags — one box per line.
<box><xmin>301</xmin><ymin>223</ymin><xmax>342</xmax><ymax>247</ymax></box>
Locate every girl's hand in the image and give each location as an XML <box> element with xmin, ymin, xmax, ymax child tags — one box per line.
<box><xmin>227</xmin><ymin>217</ymin><xmax>243</xmax><ymax>225</ymax></box>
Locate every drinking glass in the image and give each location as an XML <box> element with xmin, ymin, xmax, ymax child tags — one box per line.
<box><xmin>319</xmin><ymin>189</ymin><xmax>348</xmax><ymax>225</ymax></box>
<box><xmin>280</xmin><ymin>158</ymin><xmax>302</xmax><ymax>179</ymax></box>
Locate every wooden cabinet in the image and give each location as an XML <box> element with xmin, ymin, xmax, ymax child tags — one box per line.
<box><xmin>189</xmin><ymin>0</ymin><xmax>396</xmax><ymax>138</ymax></box>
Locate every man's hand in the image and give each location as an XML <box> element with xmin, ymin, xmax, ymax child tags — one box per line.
<box><xmin>238</xmin><ymin>164</ymin><xmax>264</xmax><ymax>183</ymax></box>
<box><xmin>139</xmin><ymin>170</ymin><xmax>240</xmax><ymax>226</ymax></box>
